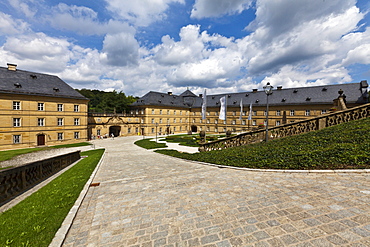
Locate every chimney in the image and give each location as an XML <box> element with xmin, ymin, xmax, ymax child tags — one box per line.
<box><xmin>199</xmin><ymin>94</ymin><xmax>203</xmax><ymax>98</ymax></box>
<box><xmin>252</xmin><ymin>89</ymin><xmax>258</xmax><ymax>93</ymax></box>
<box><xmin>7</xmin><ymin>63</ymin><xmax>17</xmax><ymax>71</ymax></box>
<box><xmin>167</xmin><ymin>92</ymin><xmax>172</xmax><ymax>95</ymax></box>
<box><xmin>277</xmin><ymin>86</ymin><xmax>283</xmax><ymax>90</ymax></box>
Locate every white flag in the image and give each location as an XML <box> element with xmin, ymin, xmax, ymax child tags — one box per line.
<box><xmin>239</xmin><ymin>99</ymin><xmax>243</xmax><ymax>120</ymax></box>
<box><xmin>201</xmin><ymin>89</ymin><xmax>207</xmax><ymax>120</ymax></box>
<box><xmin>219</xmin><ymin>96</ymin><xmax>227</xmax><ymax>120</ymax></box>
<box><xmin>248</xmin><ymin>102</ymin><xmax>253</xmax><ymax>120</ymax></box>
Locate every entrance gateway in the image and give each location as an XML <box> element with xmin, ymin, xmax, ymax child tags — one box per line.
<box><xmin>109</xmin><ymin>126</ymin><xmax>121</xmax><ymax>137</ymax></box>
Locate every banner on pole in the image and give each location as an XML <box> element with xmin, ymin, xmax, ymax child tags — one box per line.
<box><xmin>219</xmin><ymin>96</ymin><xmax>227</xmax><ymax>120</ymax></box>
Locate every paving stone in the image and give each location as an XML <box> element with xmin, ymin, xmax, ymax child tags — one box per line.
<box><xmin>58</xmin><ymin>136</ymin><xmax>370</xmax><ymax>247</ymax></box>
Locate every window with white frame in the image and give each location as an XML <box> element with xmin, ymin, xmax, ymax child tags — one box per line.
<box><xmin>167</xmin><ymin>110</ymin><xmax>170</xmax><ymax>115</ymax></box>
<box><xmin>215</xmin><ymin>127</ymin><xmax>218</xmax><ymax>132</ymax></box>
<box><xmin>174</xmin><ymin>127</ymin><xmax>176</xmax><ymax>132</ymax></box>
<box><xmin>252</xmin><ymin>120</ymin><xmax>256</xmax><ymax>126</ymax></box>
<box><xmin>13</xmin><ymin>118</ymin><xmax>21</xmax><ymax>127</ymax></box>
<box><xmin>13</xmin><ymin>101</ymin><xmax>20</xmax><ymax>110</ymax></box>
<box><xmin>174</xmin><ymin>110</ymin><xmax>176</xmax><ymax>115</ymax></box>
<box><xmin>174</xmin><ymin>118</ymin><xmax>176</xmax><ymax>123</ymax></box>
<box><xmin>151</xmin><ymin>118</ymin><xmax>154</xmax><ymax>124</ymax></box>
<box><xmin>276</xmin><ymin>120</ymin><xmax>281</xmax><ymax>126</ymax></box>
<box><xmin>97</xmin><ymin>129</ymin><xmax>101</xmax><ymax>135</ymax></box>
<box><xmin>58</xmin><ymin>133</ymin><xmax>63</xmax><ymax>140</ymax></box>
<box><xmin>242</xmin><ymin>120</ymin><xmax>246</xmax><ymax>125</ymax></box>
<box><xmin>57</xmin><ymin>118</ymin><xmax>63</xmax><ymax>126</ymax></box>
<box><xmin>276</xmin><ymin>110</ymin><xmax>281</xmax><ymax>116</ymax></box>
<box><xmin>152</xmin><ymin>128</ymin><xmax>155</xmax><ymax>133</ymax></box>
<box><xmin>13</xmin><ymin>135</ymin><xmax>21</xmax><ymax>144</ymax></box>
<box><xmin>290</xmin><ymin>110</ymin><xmax>295</xmax><ymax>116</ymax></box>
<box><xmin>305</xmin><ymin>110</ymin><xmax>310</xmax><ymax>116</ymax></box>
<box><xmin>160</xmin><ymin>118</ymin><xmax>162</xmax><ymax>124</ymax></box>
<box><xmin>128</xmin><ymin>128</ymin><xmax>131</xmax><ymax>133</ymax></box>
<box><xmin>74</xmin><ymin>118</ymin><xmax>80</xmax><ymax>126</ymax></box>
<box><xmin>215</xmin><ymin>119</ymin><xmax>218</xmax><ymax>124</ymax></box>
<box><xmin>57</xmin><ymin>104</ymin><xmax>63</xmax><ymax>111</ymax></box>
<box><xmin>167</xmin><ymin>118</ymin><xmax>170</xmax><ymax>124</ymax></box>
<box><xmin>38</xmin><ymin>103</ymin><xmax>44</xmax><ymax>111</ymax></box>
<box><xmin>152</xmin><ymin>109</ymin><xmax>155</xmax><ymax>114</ymax></box>
<box><xmin>180</xmin><ymin>119</ymin><xmax>183</xmax><ymax>123</ymax></box>
<box><xmin>160</xmin><ymin>109</ymin><xmax>162</xmax><ymax>115</ymax></box>
<box><xmin>264</xmin><ymin>110</ymin><xmax>267</xmax><ymax>116</ymax></box>
<box><xmin>232</xmin><ymin>120</ymin><xmax>236</xmax><ymax>125</ymax></box>
<box><xmin>207</xmin><ymin>119</ymin><xmax>210</xmax><ymax>124</ymax></box>
<box><xmin>253</xmin><ymin>111</ymin><xmax>257</xmax><ymax>116</ymax></box>
<box><xmin>74</xmin><ymin>132</ymin><xmax>79</xmax><ymax>139</ymax></box>
<box><xmin>38</xmin><ymin>118</ymin><xmax>45</xmax><ymax>126</ymax></box>
<box><xmin>321</xmin><ymin>109</ymin><xmax>327</xmax><ymax>114</ymax></box>
<box><xmin>232</xmin><ymin>111</ymin><xmax>236</xmax><ymax>116</ymax></box>
<box><xmin>74</xmin><ymin>105</ymin><xmax>79</xmax><ymax>112</ymax></box>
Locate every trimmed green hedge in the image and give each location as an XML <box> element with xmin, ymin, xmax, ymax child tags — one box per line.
<box><xmin>156</xmin><ymin>118</ymin><xmax>370</xmax><ymax>170</ymax></box>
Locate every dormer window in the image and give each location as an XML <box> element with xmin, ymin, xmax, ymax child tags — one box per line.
<box><xmin>322</xmin><ymin>87</ymin><xmax>327</xmax><ymax>91</ymax></box>
<box><xmin>245</xmin><ymin>93</ymin><xmax>249</xmax><ymax>97</ymax></box>
<box><xmin>30</xmin><ymin>74</ymin><xmax>37</xmax><ymax>79</ymax></box>
<box><xmin>282</xmin><ymin>98</ymin><xmax>286</xmax><ymax>102</ymax></box>
<box><xmin>14</xmin><ymin>83</ymin><xmax>22</xmax><ymax>88</ymax></box>
<box><xmin>293</xmin><ymin>89</ymin><xmax>298</xmax><ymax>93</ymax></box>
<box><xmin>306</xmin><ymin>97</ymin><xmax>311</xmax><ymax>101</ymax></box>
<box><xmin>53</xmin><ymin>87</ymin><xmax>59</xmax><ymax>92</ymax></box>
<box><xmin>255</xmin><ymin>99</ymin><xmax>259</xmax><ymax>103</ymax></box>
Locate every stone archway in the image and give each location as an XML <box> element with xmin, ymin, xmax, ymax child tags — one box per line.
<box><xmin>109</xmin><ymin>126</ymin><xmax>121</xmax><ymax>137</ymax></box>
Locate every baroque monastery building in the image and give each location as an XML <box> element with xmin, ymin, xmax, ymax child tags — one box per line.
<box><xmin>0</xmin><ymin>64</ymin><xmax>89</xmax><ymax>150</ymax></box>
<box><xmin>130</xmin><ymin>81</ymin><xmax>368</xmax><ymax>136</ymax></box>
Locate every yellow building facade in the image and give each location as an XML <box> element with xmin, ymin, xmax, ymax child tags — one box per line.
<box><xmin>0</xmin><ymin>64</ymin><xmax>89</xmax><ymax>150</ymax></box>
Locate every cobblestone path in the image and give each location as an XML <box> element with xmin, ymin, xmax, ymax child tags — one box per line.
<box><xmin>62</xmin><ymin>136</ymin><xmax>370</xmax><ymax>247</ymax></box>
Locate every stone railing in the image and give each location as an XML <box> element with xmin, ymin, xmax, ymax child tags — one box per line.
<box><xmin>0</xmin><ymin>151</ymin><xmax>80</xmax><ymax>205</ymax></box>
<box><xmin>199</xmin><ymin>103</ymin><xmax>370</xmax><ymax>152</ymax></box>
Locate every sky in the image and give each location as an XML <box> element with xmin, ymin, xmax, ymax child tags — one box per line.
<box><xmin>1</xmin><ymin>0</ymin><xmax>370</xmax><ymax>97</ymax></box>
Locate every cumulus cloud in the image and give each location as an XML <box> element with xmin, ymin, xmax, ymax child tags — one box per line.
<box><xmin>191</xmin><ymin>0</ymin><xmax>252</xmax><ymax>19</ymax></box>
<box><xmin>105</xmin><ymin>0</ymin><xmax>185</xmax><ymax>27</ymax></box>
<box><xmin>7</xmin><ymin>0</ymin><xmax>37</xmax><ymax>19</ymax></box>
<box><xmin>101</xmin><ymin>32</ymin><xmax>140</xmax><ymax>66</ymax></box>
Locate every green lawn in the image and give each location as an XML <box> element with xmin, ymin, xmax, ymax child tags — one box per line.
<box><xmin>156</xmin><ymin>117</ymin><xmax>370</xmax><ymax>170</ymax></box>
<box><xmin>134</xmin><ymin>139</ymin><xmax>167</xmax><ymax>149</ymax></box>
<box><xmin>0</xmin><ymin>149</ymin><xmax>104</xmax><ymax>247</ymax></box>
<box><xmin>0</xmin><ymin>142</ymin><xmax>91</xmax><ymax>163</ymax></box>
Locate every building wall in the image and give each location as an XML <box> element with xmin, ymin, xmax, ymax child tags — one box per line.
<box><xmin>0</xmin><ymin>93</ymin><xmax>88</xmax><ymax>150</ymax></box>
<box><xmin>132</xmin><ymin>103</ymin><xmax>338</xmax><ymax>135</ymax></box>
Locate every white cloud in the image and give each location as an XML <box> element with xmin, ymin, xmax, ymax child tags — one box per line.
<box><xmin>0</xmin><ymin>12</ymin><xmax>30</xmax><ymax>35</ymax></box>
<box><xmin>49</xmin><ymin>3</ymin><xmax>135</xmax><ymax>36</ymax></box>
<box><xmin>7</xmin><ymin>0</ymin><xmax>37</xmax><ymax>19</ymax></box>
<box><xmin>101</xmin><ymin>32</ymin><xmax>140</xmax><ymax>66</ymax></box>
<box><xmin>191</xmin><ymin>0</ymin><xmax>252</xmax><ymax>19</ymax></box>
<box><xmin>105</xmin><ymin>0</ymin><xmax>185</xmax><ymax>27</ymax></box>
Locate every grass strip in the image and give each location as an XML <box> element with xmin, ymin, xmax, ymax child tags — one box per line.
<box><xmin>0</xmin><ymin>149</ymin><xmax>104</xmax><ymax>247</ymax></box>
<box><xmin>134</xmin><ymin>139</ymin><xmax>167</xmax><ymax>149</ymax></box>
<box><xmin>156</xmin><ymin>118</ymin><xmax>370</xmax><ymax>170</ymax></box>
<box><xmin>0</xmin><ymin>142</ymin><xmax>91</xmax><ymax>162</ymax></box>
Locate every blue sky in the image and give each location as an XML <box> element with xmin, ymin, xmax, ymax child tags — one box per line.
<box><xmin>0</xmin><ymin>0</ymin><xmax>369</xmax><ymax>97</ymax></box>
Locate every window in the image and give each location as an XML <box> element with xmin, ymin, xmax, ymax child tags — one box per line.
<box><xmin>305</xmin><ymin>110</ymin><xmax>310</xmax><ymax>116</ymax></box>
<box><xmin>167</xmin><ymin>110</ymin><xmax>170</xmax><ymax>115</ymax></box>
<box><xmin>232</xmin><ymin>120</ymin><xmax>236</xmax><ymax>125</ymax></box>
<box><xmin>276</xmin><ymin>110</ymin><xmax>281</xmax><ymax>116</ymax></box>
<box><xmin>276</xmin><ymin>120</ymin><xmax>281</xmax><ymax>126</ymax></box>
<box><xmin>232</xmin><ymin>111</ymin><xmax>236</xmax><ymax>116</ymax></box>
<box><xmin>160</xmin><ymin>118</ymin><xmax>163</xmax><ymax>124</ymax></box>
<box><xmin>290</xmin><ymin>110</ymin><xmax>295</xmax><ymax>116</ymax></box>
<box><xmin>57</xmin><ymin>118</ymin><xmax>63</xmax><ymax>126</ymax></box>
<box><xmin>321</xmin><ymin>109</ymin><xmax>327</xmax><ymax>114</ymax></box>
<box><xmin>74</xmin><ymin>132</ymin><xmax>79</xmax><ymax>139</ymax></box>
<box><xmin>207</xmin><ymin>119</ymin><xmax>210</xmax><ymax>124</ymax></box>
<box><xmin>253</xmin><ymin>111</ymin><xmax>257</xmax><ymax>116</ymax></box>
<box><xmin>74</xmin><ymin>118</ymin><xmax>80</xmax><ymax>126</ymax></box>
<box><xmin>174</xmin><ymin>127</ymin><xmax>176</xmax><ymax>132</ymax></box>
<box><xmin>13</xmin><ymin>135</ymin><xmax>21</xmax><ymax>144</ymax></box>
<box><xmin>180</xmin><ymin>119</ymin><xmax>183</xmax><ymax>123</ymax></box>
<box><xmin>264</xmin><ymin>110</ymin><xmax>267</xmax><ymax>116</ymax></box>
<box><xmin>57</xmin><ymin>104</ymin><xmax>63</xmax><ymax>111</ymax></box>
<box><xmin>215</xmin><ymin>127</ymin><xmax>218</xmax><ymax>132</ymax></box>
<box><xmin>252</xmin><ymin>120</ymin><xmax>256</xmax><ymax>126</ymax></box>
<box><xmin>174</xmin><ymin>110</ymin><xmax>176</xmax><ymax>115</ymax></box>
<box><xmin>38</xmin><ymin>118</ymin><xmax>45</xmax><ymax>126</ymax></box>
<box><xmin>174</xmin><ymin>119</ymin><xmax>176</xmax><ymax>123</ymax></box>
<box><xmin>135</xmin><ymin>127</ymin><xmax>139</xmax><ymax>133</ymax></box>
<box><xmin>180</xmin><ymin>111</ymin><xmax>182</xmax><ymax>115</ymax></box>
<box><xmin>151</xmin><ymin>118</ymin><xmax>154</xmax><ymax>124</ymax></box>
<box><xmin>167</xmin><ymin>118</ymin><xmax>170</xmax><ymax>124</ymax></box>
<box><xmin>13</xmin><ymin>118</ymin><xmax>21</xmax><ymax>127</ymax></box>
<box><xmin>38</xmin><ymin>103</ymin><xmax>44</xmax><ymax>111</ymax></box>
<box><xmin>215</xmin><ymin>119</ymin><xmax>218</xmax><ymax>124</ymax></box>
<box><xmin>97</xmin><ymin>129</ymin><xmax>101</xmax><ymax>135</ymax></box>
<box><xmin>160</xmin><ymin>110</ymin><xmax>162</xmax><ymax>115</ymax></box>
<box><xmin>58</xmin><ymin>133</ymin><xmax>63</xmax><ymax>140</ymax></box>
<box><xmin>13</xmin><ymin>101</ymin><xmax>20</xmax><ymax>110</ymax></box>
<box><xmin>128</xmin><ymin>128</ymin><xmax>131</xmax><ymax>133</ymax></box>
<box><xmin>152</xmin><ymin>128</ymin><xmax>155</xmax><ymax>133</ymax></box>
<box><xmin>152</xmin><ymin>109</ymin><xmax>155</xmax><ymax>114</ymax></box>
<box><xmin>74</xmin><ymin>105</ymin><xmax>79</xmax><ymax>112</ymax></box>
<box><xmin>242</xmin><ymin>120</ymin><xmax>246</xmax><ymax>125</ymax></box>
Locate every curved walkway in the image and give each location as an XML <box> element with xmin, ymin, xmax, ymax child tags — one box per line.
<box><xmin>61</xmin><ymin>136</ymin><xmax>370</xmax><ymax>247</ymax></box>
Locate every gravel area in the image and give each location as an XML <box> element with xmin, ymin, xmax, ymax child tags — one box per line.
<box><xmin>0</xmin><ymin>146</ymin><xmax>93</xmax><ymax>169</ymax></box>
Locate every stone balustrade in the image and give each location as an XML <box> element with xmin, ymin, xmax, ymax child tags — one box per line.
<box><xmin>199</xmin><ymin>103</ymin><xmax>370</xmax><ymax>152</ymax></box>
<box><xmin>0</xmin><ymin>151</ymin><xmax>80</xmax><ymax>205</ymax></box>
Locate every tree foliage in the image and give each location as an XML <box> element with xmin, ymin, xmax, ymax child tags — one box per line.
<box><xmin>76</xmin><ymin>89</ymin><xmax>137</xmax><ymax>113</ymax></box>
